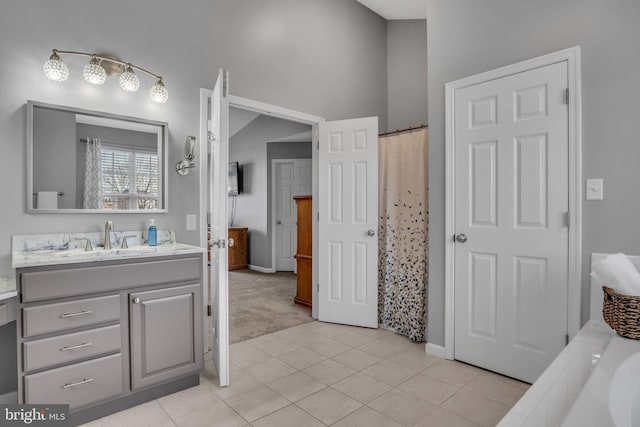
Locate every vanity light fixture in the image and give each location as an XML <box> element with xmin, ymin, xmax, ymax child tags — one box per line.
<box><xmin>43</xmin><ymin>49</ymin><xmax>169</xmax><ymax>103</ymax></box>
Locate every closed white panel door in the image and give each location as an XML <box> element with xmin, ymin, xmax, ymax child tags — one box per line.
<box><xmin>276</xmin><ymin>162</ymin><xmax>296</xmax><ymax>271</ymax></box>
<box><xmin>454</xmin><ymin>62</ymin><xmax>569</xmax><ymax>382</ymax></box>
<box><xmin>319</xmin><ymin>117</ymin><xmax>378</xmax><ymax>328</ymax></box>
<box><xmin>275</xmin><ymin>159</ymin><xmax>313</xmax><ymax>272</ymax></box>
<box><xmin>208</xmin><ymin>69</ymin><xmax>229</xmax><ymax>386</ymax></box>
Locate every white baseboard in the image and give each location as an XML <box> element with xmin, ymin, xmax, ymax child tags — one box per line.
<box><xmin>248</xmin><ymin>265</ymin><xmax>276</xmax><ymax>274</ymax></box>
<box><xmin>425</xmin><ymin>342</ymin><xmax>446</xmax><ymax>358</ymax></box>
<box><xmin>0</xmin><ymin>391</ymin><xmax>17</xmax><ymax>404</ymax></box>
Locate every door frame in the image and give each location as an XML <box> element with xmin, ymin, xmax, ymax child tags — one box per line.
<box><xmin>199</xmin><ymin>92</ymin><xmax>325</xmax><ymax>322</ymax></box>
<box><xmin>271</xmin><ymin>158</ymin><xmax>312</xmax><ymax>273</ymax></box>
<box><xmin>442</xmin><ymin>46</ymin><xmax>582</xmax><ymax>360</ymax></box>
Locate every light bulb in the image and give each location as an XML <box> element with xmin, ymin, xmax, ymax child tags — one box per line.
<box><xmin>119</xmin><ymin>65</ymin><xmax>140</xmax><ymax>92</ymax></box>
<box><xmin>83</xmin><ymin>57</ymin><xmax>107</xmax><ymax>85</ymax></box>
<box><xmin>150</xmin><ymin>79</ymin><xmax>168</xmax><ymax>103</ymax></box>
<box><xmin>43</xmin><ymin>51</ymin><xmax>69</xmax><ymax>82</ymax></box>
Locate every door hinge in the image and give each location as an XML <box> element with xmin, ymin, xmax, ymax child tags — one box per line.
<box><xmin>565</xmin><ymin>334</ymin><xmax>569</xmax><ymax>345</ymax></box>
<box><xmin>317</xmin><ymin>283</ymin><xmax>319</xmax><ymax>292</ymax></box>
<box><xmin>317</xmin><ymin>212</ymin><xmax>319</xmax><ymax>221</ymax></box>
<box><xmin>317</xmin><ymin>140</ymin><xmax>319</xmax><ymax>150</ymax></box>
<box><xmin>564</xmin><ymin>88</ymin><xmax>570</xmax><ymax>105</ymax></box>
<box><xmin>207</xmin><ymin>305</ymin><xmax>212</xmax><ymax>317</ymax></box>
<box><xmin>223</xmin><ymin>73</ymin><xmax>228</xmax><ymax>97</ymax></box>
<box><xmin>564</xmin><ymin>211</ymin><xmax>570</xmax><ymax>228</ymax></box>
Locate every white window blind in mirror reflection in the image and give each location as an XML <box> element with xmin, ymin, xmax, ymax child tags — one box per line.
<box><xmin>100</xmin><ymin>145</ymin><xmax>159</xmax><ymax>210</ymax></box>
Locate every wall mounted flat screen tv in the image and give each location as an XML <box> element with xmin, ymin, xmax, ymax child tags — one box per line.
<box><xmin>228</xmin><ymin>162</ymin><xmax>242</xmax><ymax>195</ymax></box>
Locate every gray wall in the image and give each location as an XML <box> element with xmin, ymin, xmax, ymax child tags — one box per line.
<box><xmin>387</xmin><ymin>20</ymin><xmax>428</xmax><ymax>131</ymax></box>
<box><xmin>32</xmin><ymin>108</ymin><xmax>76</xmax><ymax>209</ymax></box>
<box><xmin>229</xmin><ymin>115</ymin><xmax>310</xmax><ymax>268</ymax></box>
<box><xmin>0</xmin><ymin>0</ymin><xmax>388</xmax><ymax>394</ymax></box>
<box><xmin>426</xmin><ymin>0</ymin><xmax>640</xmax><ymax>346</ymax></box>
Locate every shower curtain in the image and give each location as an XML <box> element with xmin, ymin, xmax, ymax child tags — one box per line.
<box><xmin>378</xmin><ymin>128</ymin><xmax>429</xmax><ymax>342</ymax></box>
<box><xmin>83</xmin><ymin>138</ymin><xmax>103</xmax><ymax>209</ymax></box>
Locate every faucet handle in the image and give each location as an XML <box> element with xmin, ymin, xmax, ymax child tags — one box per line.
<box><xmin>74</xmin><ymin>238</ymin><xmax>93</xmax><ymax>252</ymax></box>
<box><xmin>121</xmin><ymin>235</ymin><xmax>136</xmax><ymax>249</ymax></box>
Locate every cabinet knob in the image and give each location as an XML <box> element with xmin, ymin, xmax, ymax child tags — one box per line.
<box><xmin>276</xmin><ymin>220</ymin><xmax>282</xmax><ymax>225</ymax></box>
<box><xmin>132</xmin><ymin>297</ymin><xmax>141</xmax><ymax>304</ymax></box>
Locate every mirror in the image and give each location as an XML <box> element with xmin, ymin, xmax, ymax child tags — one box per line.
<box><xmin>27</xmin><ymin>101</ymin><xmax>168</xmax><ymax>213</ymax></box>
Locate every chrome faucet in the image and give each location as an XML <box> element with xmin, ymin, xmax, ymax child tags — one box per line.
<box><xmin>104</xmin><ymin>220</ymin><xmax>114</xmax><ymax>250</ymax></box>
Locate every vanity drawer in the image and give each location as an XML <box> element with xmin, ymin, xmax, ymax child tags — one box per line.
<box><xmin>23</xmin><ymin>324</ymin><xmax>121</xmax><ymax>372</ymax></box>
<box><xmin>24</xmin><ymin>353</ymin><xmax>123</xmax><ymax>410</ymax></box>
<box><xmin>23</xmin><ymin>295</ymin><xmax>120</xmax><ymax>337</ymax></box>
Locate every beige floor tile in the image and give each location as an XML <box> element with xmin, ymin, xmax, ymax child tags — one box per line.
<box><xmin>332</xmin><ymin>372</ymin><xmax>392</xmax><ymax>404</ymax></box>
<box><xmin>385</xmin><ymin>347</ymin><xmax>441</xmax><ymax>370</ymax></box>
<box><xmin>252</xmin><ymin>404</ymin><xmax>325</xmax><ymax>427</ymax></box>
<box><xmin>101</xmin><ymin>401</ymin><xmax>176</xmax><ymax>427</ymax></box>
<box><xmin>244</xmin><ymin>357</ymin><xmax>297</xmax><ymax>383</ymax></box>
<box><xmin>331</xmin><ymin>348</ymin><xmax>382</xmax><ymax>371</ymax></box>
<box><xmin>230</xmin><ymin>342</ymin><xmax>272</xmax><ymax>369</ymax></box>
<box><xmin>211</xmin><ymin>371</ymin><xmax>263</xmax><ymax>400</ymax></box>
<box><xmin>223</xmin><ymin>386</ymin><xmax>289</xmax><ymax>422</ymax></box>
<box><xmin>358</xmin><ymin>334</ymin><xmax>411</xmax><ymax>358</ymax></box>
<box><xmin>172</xmin><ymin>400</ymin><xmax>247</xmax><ymax>427</ymax></box>
<box><xmin>253</xmin><ymin>337</ymin><xmax>302</xmax><ymax>357</ymax></box>
<box><xmin>397</xmin><ymin>372</ymin><xmax>459</xmax><ymax>406</ymax></box>
<box><xmin>332</xmin><ymin>406</ymin><xmax>403</xmax><ymax>427</ymax></box>
<box><xmin>350</xmin><ymin>326</ymin><xmax>395</xmax><ymax>339</ymax></box>
<box><xmin>278</xmin><ymin>347</ymin><xmax>327</xmax><ymax>370</ymax></box>
<box><xmin>332</xmin><ymin>331</ymin><xmax>378</xmax><ymax>347</ymax></box>
<box><xmin>368</xmin><ymin>389</ymin><xmax>436</xmax><ymax>427</ymax></box>
<box><xmin>423</xmin><ymin>360</ymin><xmax>481</xmax><ymax>387</ymax></box>
<box><xmin>302</xmin><ymin>358</ymin><xmax>357</xmax><ymax>385</ymax></box>
<box><xmin>306</xmin><ymin>338</ymin><xmax>352</xmax><ymax>358</ymax></box>
<box><xmin>441</xmin><ymin>388</ymin><xmax>511</xmax><ymax>427</ymax></box>
<box><xmin>267</xmin><ymin>372</ymin><xmax>327</xmax><ymax>402</ymax></box>
<box><xmin>463</xmin><ymin>372</ymin><xmax>530</xmax><ymax>406</ymax></box>
<box><xmin>361</xmin><ymin>359</ymin><xmax>422</xmax><ymax>386</ymax></box>
<box><xmin>414</xmin><ymin>407</ymin><xmax>482</xmax><ymax>427</ymax></box>
<box><xmin>296</xmin><ymin>387</ymin><xmax>362</xmax><ymax>425</ymax></box>
<box><xmin>157</xmin><ymin>384</ymin><xmax>221</xmax><ymax>419</ymax></box>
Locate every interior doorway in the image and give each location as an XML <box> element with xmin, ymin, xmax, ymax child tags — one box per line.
<box><xmin>226</xmin><ymin>106</ymin><xmax>314</xmax><ymax>344</ymax></box>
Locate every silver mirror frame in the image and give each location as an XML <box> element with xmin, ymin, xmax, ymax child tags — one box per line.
<box><xmin>26</xmin><ymin>100</ymin><xmax>169</xmax><ymax>214</ymax></box>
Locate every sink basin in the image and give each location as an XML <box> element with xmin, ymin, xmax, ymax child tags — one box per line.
<box><xmin>609</xmin><ymin>352</ymin><xmax>640</xmax><ymax>427</ymax></box>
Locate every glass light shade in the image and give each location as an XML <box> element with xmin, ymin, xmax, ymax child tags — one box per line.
<box><xmin>83</xmin><ymin>58</ymin><xmax>107</xmax><ymax>85</ymax></box>
<box><xmin>43</xmin><ymin>53</ymin><xmax>69</xmax><ymax>82</ymax></box>
<box><xmin>119</xmin><ymin>66</ymin><xmax>140</xmax><ymax>92</ymax></box>
<box><xmin>150</xmin><ymin>79</ymin><xmax>168</xmax><ymax>103</ymax></box>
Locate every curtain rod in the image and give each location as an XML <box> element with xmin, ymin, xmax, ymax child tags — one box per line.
<box><xmin>379</xmin><ymin>124</ymin><xmax>428</xmax><ymax>137</ymax></box>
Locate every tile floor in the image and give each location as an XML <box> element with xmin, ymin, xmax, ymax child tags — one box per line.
<box><xmin>82</xmin><ymin>321</ymin><xmax>529</xmax><ymax>427</ymax></box>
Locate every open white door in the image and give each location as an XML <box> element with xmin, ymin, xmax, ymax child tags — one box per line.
<box><xmin>208</xmin><ymin>69</ymin><xmax>230</xmax><ymax>386</ymax></box>
<box><xmin>318</xmin><ymin>117</ymin><xmax>378</xmax><ymax>328</ymax></box>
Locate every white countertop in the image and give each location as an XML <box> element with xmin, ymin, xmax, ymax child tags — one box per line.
<box><xmin>0</xmin><ymin>276</ymin><xmax>17</xmax><ymax>301</ymax></box>
<box><xmin>13</xmin><ymin>243</ymin><xmax>205</xmax><ymax>269</ymax></box>
<box><xmin>498</xmin><ymin>319</ymin><xmax>640</xmax><ymax>427</ymax></box>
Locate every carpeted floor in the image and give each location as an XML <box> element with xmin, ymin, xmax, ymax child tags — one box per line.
<box><xmin>229</xmin><ymin>269</ymin><xmax>312</xmax><ymax>344</ymax></box>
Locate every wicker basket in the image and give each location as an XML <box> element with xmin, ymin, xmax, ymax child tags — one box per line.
<box><xmin>603</xmin><ymin>286</ymin><xmax>640</xmax><ymax>339</ymax></box>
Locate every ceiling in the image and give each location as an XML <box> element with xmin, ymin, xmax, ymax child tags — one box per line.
<box><xmin>356</xmin><ymin>0</ymin><xmax>426</xmax><ymax>20</ymax></box>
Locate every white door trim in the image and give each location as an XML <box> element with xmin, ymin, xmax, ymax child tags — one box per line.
<box><xmin>443</xmin><ymin>46</ymin><xmax>582</xmax><ymax>360</ymax></box>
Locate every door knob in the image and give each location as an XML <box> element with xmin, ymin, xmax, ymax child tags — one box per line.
<box><xmin>276</xmin><ymin>220</ymin><xmax>282</xmax><ymax>225</ymax></box>
<box><xmin>367</xmin><ymin>229</ymin><xmax>376</xmax><ymax>237</ymax></box>
<box><xmin>455</xmin><ymin>234</ymin><xmax>468</xmax><ymax>243</ymax></box>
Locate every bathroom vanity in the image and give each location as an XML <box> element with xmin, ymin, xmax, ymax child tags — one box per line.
<box><xmin>12</xmin><ymin>237</ymin><xmax>204</xmax><ymax>425</ymax></box>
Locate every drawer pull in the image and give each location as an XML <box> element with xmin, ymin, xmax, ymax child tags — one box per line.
<box><xmin>60</xmin><ymin>310</ymin><xmax>93</xmax><ymax>318</ymax></box>
<box><xmin>60</xmin><ymin>342</ymin><xmax>93</xmax><ymax>352</ymax></box>
<box><xmin>62</xmin><ymin>378</ymin><xmax>94</xmax><ymax>389</ymax></box>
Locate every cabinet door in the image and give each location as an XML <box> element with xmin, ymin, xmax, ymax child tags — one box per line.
<box><xmin>130</xmin><ymin>284</ymin><xmax>203</xmax><ymax>390</ymax></box>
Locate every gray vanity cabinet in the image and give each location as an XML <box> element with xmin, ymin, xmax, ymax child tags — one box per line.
<box><xmin>130</xmin><ymin>284</ymin><xmax>202</xmax><ymax>390</ymax></box>
<box><xmin>16</xmin><ymin>253</ymin><xmax>204</xmax><ymax>425</ymax></box>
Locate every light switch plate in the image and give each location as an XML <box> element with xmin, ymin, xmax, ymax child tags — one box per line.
<box><xmin>586</xmin><ymin>179</ymin><xmax>604</xmax><ymax>200</ymax></box>
<box><xmin>186</xmin><ymin>214</ymin><xmax>197</xmax><ymax>231</ymax></box>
